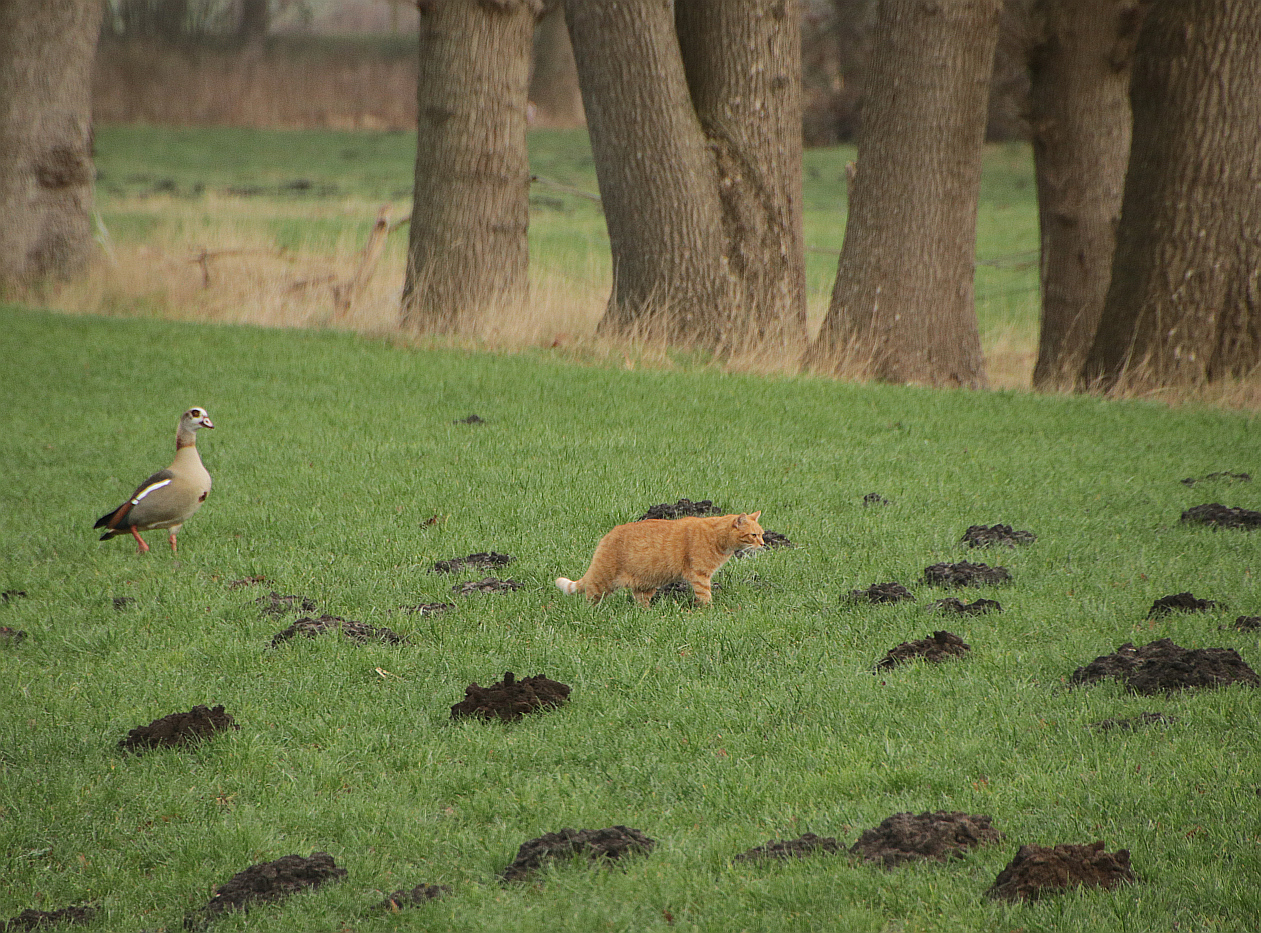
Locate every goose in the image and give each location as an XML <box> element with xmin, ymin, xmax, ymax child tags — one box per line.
<box><xmin>95</xmin><ymin>407</ymin><xmax>214</xmax><ymax>554</ymax></box>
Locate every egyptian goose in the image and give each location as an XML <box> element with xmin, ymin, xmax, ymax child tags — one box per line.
<box><xmin>95</xmin><ymin>407</ymin><xmax>214</xmax><ymax>554</ymax></box>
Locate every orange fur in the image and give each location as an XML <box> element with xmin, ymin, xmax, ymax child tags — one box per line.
<box><xmin>557</xmin><ymin>512</ymin><xmax>764</xmax><ymax>607</ymax></box>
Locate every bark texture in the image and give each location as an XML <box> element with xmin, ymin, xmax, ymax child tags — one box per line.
<box><xmin>1082</xmin><ymin>0</ymin><xmax>1261</xmax><ymax>389</ymax></box>
<box><xmin>0</xmin><ymin>0</ymin><xmax>103</xmax><ymax>286</ymax></box>
<box><xmin>1028</xmin><ymin>0</ymin><xmax>1149</xmax><ymax>390</ymax></box>
<box><xmin>564</xmin><ymin>0</ymin><xmax>805</xmax><ymax>353</ymax></box>
<box><xmin>402</xmin><ymin>0</ymin><xmax>539</xmax><ymax>334</ymax></box>
<box><xmin>529</xmin><ymin>5</ymin><xmax>584</xmax><ymax>127</ymax></box>
<box><xmin>676</xmin><ymin>0</ymin><xmax>807</xmax><ymax>351</ymax></box>
<box><xmin>807</xmin><ymin>0</ymin><xmax>1000</xmax><ymax>388</ymax></box>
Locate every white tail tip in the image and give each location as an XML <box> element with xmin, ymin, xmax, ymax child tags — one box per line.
<box><xmin>556</xmin><ymin>577</ymin><xmax>579</xmax><ymax>596</ymax></box>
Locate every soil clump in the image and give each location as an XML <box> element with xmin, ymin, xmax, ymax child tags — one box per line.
<box><xmin>0</xmin><ymin>626</ymin><xmax>26</xmax><ymax>644</ymax></box>
<box><xmin>930</xmin><ymin>597</ymin><xmax>1001</xmax><ymax>614</ymax></box>
<box><xmin>112</xmin><ymin>596</ymin><xmax>134</xmax><ymax>610</ymax></box>
<box><xmin>1181</xmin><ymin>471</ymin><xmax>1250</xmax><ymax>486</ymax></box>
<box><xmin>635</xmin><ymin>498</ymin><xmax>721</xmax><ymax>521</ymax></box>
<box><xmin>734</xmin><ymin>833</ymin><xmax>842</xmax><ymax>862</ymax></box>
<box><xmin>986</xmin><ymin>841</ymin><xmax>1134</xmax><ymax>902</ymax></box>
<box><xmin>850</xmin><ymin>811</ymin><xmax>1002</xmax><ymax>867</ymax></box>
<box><xmin>374</xmin><ymin>884</ymin><xmax>452</xmax><ymax>910</ymax></box>
<box><xmin>119</xmin><ymin>704</ymin><xmax>237</xmax><ymax>753</ymax></box>
<box><xmin>270</xmin><ymin>614</ymin><xmax>406</xmax><ymax>648</ymax></box>
<box><xmin>454</xmin><ymin>414</ymin><xmax>485</xmax><ymax>424</ymax></box>
<box><xmin>1181</xmin><ymin>504</ymin><xmax>1261</xmax><ymax>529</ymax></box>
<box><xmin>431</xmin><ymin>552</ymin><xmax>512</xmax><ymax>573</ymax></box>
<box><xmin>877</xmin><ymin>631</ymin><xmax>971</xmax><ymax>670</ymax></box>
<box><xmin>922</xmin><ymin>562</ymin><xmax>1010</xmax><ymax>587</ymax></box>
<box><xmin>1088</xmin><ymin>712</ymin><xmax>1176</xmax><ymax>732</ymax></box>
<box><xmin>255</xmin><ymin>591</ymin><xmax>317</xmax><ymax>614</ymax></box>
<box><xmin>397</xmin><ymin>602</ymin><xmax>453</xmax><ymax>615</ymax></box>
<box><xmin>185</xmin><ymin>852</ymin><xmax>346</xmax><ymax>929</ymax></box>
<box><xmin>848</xmin><ymin>582</ymin><xmax>914</xmax><ymax>604</ymax></box>
<box><xmin>2</xmin><ymin>906</ymin><xmax>95</xmax><ymax>931</ymax></box>
<box><xmin>1</xmin><ymin>589</ymin><xmax>27</xmax><ymax>602</ymax></box>
<box><xmin>1070</xmin><ymin>639</ymin><xmax>1260</xmax><ymax>693</ymax></box>
<box><xmin>451</xmin><ymin>671</ymin><xmax>571</xmax><ymax>721</ymax></box>
<box><xmin>227</xmin><ymin>575</ymin><xmax>267</xmax><ymax>588</ymax></box>
<box><xmin>500</xmin><ymin>826</ymin><xmax>655</xmax><ymax>882</ymax></box>
<box><xmin>960</xmin><ymin>524</ymin><xmax>1036</xmax><ymax>548</ymax></box>
<box><xmin>452</xmin><ymin>577</ymin><xmax>522</xmax><ymax>595</ymax></box>
<box><xmin>1228</xmin><ymin>616</ymin><xmax>1260</xmax><ymax>632</ymax></box>
<box><xmin>1148</xmin><ymin>592</ymin><xmax>1221</xmax><ymax>617</ymax></box>
<box><xmin>863</xmin><ymin>493</ymin><xmax>891</xmax><ymax>506</ymax></box>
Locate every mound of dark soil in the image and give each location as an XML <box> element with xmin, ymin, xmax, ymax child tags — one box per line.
<box><xmin>851</xmin><ymin>811</ymin><xmax>1002</xmax><ymax>868</ymax></box>
<box><xmin>431</xmin><ymin>552</ymin><xmax>512</xmax><ymax>573</ymax></box>
<box><xmin>227</xmin><ymin>575</ymin><xmax>267</xmax><ymax>589</ymax></box>
<box><xmin>1228</xmin><ymin>616</ymin><xmax>1260</xmax><ymax>632</ymax></box>
<box><xmin>635</xmin><ymin>498</ymin><xmax>721</xmax><ymax>521</ymax></box>
<box><xmin>922</xmin><ymin>562</ymin><xmax>1011</xmax><ymax>587</ymax></box>
<box><xmin>960</xmin><ymin>524</ymin><xmax>1036</xmax><ymax>548</ymax></box>
<box><xmin>1181</xmin><ymin>471</ymin><xmax>1250</xmax><ymax>486</ymax></box>
<box><xmin>451</xmin><ymin>671</ymin><xmax>571</xmax><ymax>722</ymax></box>
<box><xmin>270</xmin><ymin>614</ymin><xmax>405</xmax><ymax>648</ymax></box>
<box><xmin>1088</xmin><ymin>712</ymin><xmax>1176</xmax><ymax>732</ymax></box>
<box><xmin>847</xmin><ymin>582</ymin><xmax>914</xmax><ymax>604</ymax></box>
<box><xmin>863</xmin><ymin>493</ymin><xmax>891</xmax><ymax>506</ymax></box>
<box><xmin>649</xmin><ymin>579</ymin><xmax>725</xmax><ymax>603</ymax></box>
<box><xmin>1070</xmin><ymin>638</ymin><xmax>1260</xmax><ymax>694</ymax></box>
<box><xmin>454</xmin><ymin>414</ymin><xmax>485</xmax><ymax>424</ymax></box>
<box><xmin>930</xmin><ymin>597</ymin><xmax>1001</xmax><ymax>614</ymax></box>
<box><xmin>2</xmin><ymin>906</ymin><xmax>95</xmax><ymax>931</ymax></box>
<box><xmin>374</xmin><ymin>884</ymin><xmax>452</xmax><ymax>910</ymax></box>
<box><xmin>112</xmin><ymin>596</ymin><xmax>134</xmax><ymax>611</ymax></box>
<box><xmin>452</xmin><ymin>577</ymin><xmax>522</xmax><ymax>595</ymax></box>
<box><xmin>876</xmin><ymin>631</ymin><xmax>971</xmax><ymax>670</ymax></box>
<box><xmin>255</xmin><ymin>591</ymin><xmax>318</xmax><ymax>614</ymax></box>
<box><xmin>1148</xmin><ymin>592</ymin><xmax>1221</xmax><ymax>617</ymax></box>
<box><xmin>985</xmin><ymin>841</ymin><xmax>1134</xmax><ymax>902</ymax></box>
<box><xmin>1</xmin><ymin>589</ymin><xmax>27</xmax><ymax>602</ymax></box>
<box><xmin>1181</xmin><ymin>503</ymin><xmax>1261</xmax><ymax>529</ymax></box>
<box><xmin>734</xmin><ymin>833</ymin><xmax>842</xmax><ymax>863</ymax></box>
<box><xmin>185</xmin><ymin>852</ymin><xmax>347</xmax><ymax>929</ymax></box>
<box><xmin>397</xmin><ymin>602</ymin><xmax>453</xmax><ymax>616</ymax></box>
<box><xmin>0</xmin><ymin>625</ymin><xmax>26</xmax><ymax>644</ymax></box>
<box><xmin>119</xmin><ymin>705</ymin><xmax>237</xmax><ymax>753</ymax></box>
<box><xmin>500</xmin><ymin>826</ymin><xmax>655</xmax><ymax>883</ymax></box>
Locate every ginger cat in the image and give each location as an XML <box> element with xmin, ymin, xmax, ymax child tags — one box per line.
<box><xmin>556</xmin><ymin>511</ymin><xmax>763</xmax><ymax>607</ymax></box>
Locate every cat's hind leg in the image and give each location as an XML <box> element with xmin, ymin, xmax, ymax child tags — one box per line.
<box><xmin>632</xmin><ymin>588</ymin><xmax>656</xmax><ymax>608</ymax></box>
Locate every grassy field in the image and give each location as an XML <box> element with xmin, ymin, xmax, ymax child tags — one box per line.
<box><xmin>36</xmin><ymin>125</ymin><xmax>1043</xmax><ymax>386</ymax></box>
<box><xmin>1</xmin><ymin>307</ymin><xmax>1258</xmax><ymax>931</ymax></box>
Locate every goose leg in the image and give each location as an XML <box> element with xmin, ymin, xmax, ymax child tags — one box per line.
<box><xmin>130</xmin><ymin>527</ymin><xmax>150</xmax><ymax>554</ymax></box>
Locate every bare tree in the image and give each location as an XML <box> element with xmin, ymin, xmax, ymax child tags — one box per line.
<box><xmin>0</xmin><ymin>0</ymin><xmax>103</xmax><ymax>287</ymax></box>
<box><xmin>564</xmin><ymin>0</ymin><xmax>806</xmax><ymax>354</ymax></box>
<box><xmin>807</xmin><ymin>0</ymin><xmax>1002</xmax><ymax>388</ymax></box>
<box><xmin>402</xmin><ymin>0</ymin><xmax>541</xmax><ymax>334</ymax></box>
<box><xmin>1082</xmin><ymin>0</ymin><xmax>1261</xmax><ymax>389</ymax></box>
<box><xmin>1026</xmin><ymin>0</ymin><xmax>1150</xmax><ymax>390</ymax></box>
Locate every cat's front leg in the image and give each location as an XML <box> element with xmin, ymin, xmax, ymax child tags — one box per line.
<box><xmin>632</xmin><ymin>588</ymin><xmax>656</xmax><ymax>608</ymax></box>
<box><xmin>688</xmin><ymin>576</ymin><xmax>713</xmax><ymax>605</ymax></box>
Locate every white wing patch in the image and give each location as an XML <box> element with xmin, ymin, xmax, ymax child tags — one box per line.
<box><xmin>131</xmin><ymin>478</ymin><xmax>173</xmax><ymax>505</ymax></box>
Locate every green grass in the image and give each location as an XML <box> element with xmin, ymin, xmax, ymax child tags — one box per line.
<box><xmin>2</xmin><ymin>307</ymin><xmax>1259</xmax><ymax>931</ymax></box>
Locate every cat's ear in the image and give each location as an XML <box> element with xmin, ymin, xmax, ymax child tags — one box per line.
<box><xmin>749</xmin><ymin>511</ymin><xmax>761</xmax><ymax>522</ymax></box>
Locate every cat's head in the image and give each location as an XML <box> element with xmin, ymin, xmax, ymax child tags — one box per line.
<box><xmin>732</xmin><ymin>511</ymin><xmax>764</xmax><ymax>549</ymax></box>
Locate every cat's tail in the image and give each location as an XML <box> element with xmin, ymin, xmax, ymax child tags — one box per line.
<box><xmin>555</xmin><ymin>577</ymin><xmax>580</xmax><ymax>596</ymax></box>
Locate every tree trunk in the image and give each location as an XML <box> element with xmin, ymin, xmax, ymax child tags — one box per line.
<box><xmin>402</xmin><ymin>0</ymin><xmax>539</xmax><ymax>334</ymax></box>
<box><xmin>1027</xmin><ymin>0</ymin><xmax>1148</xmax><ymax>390</ymax></box>
<box><xmin>564</xmin><ymin>0</ymin><xmax>734</xmax><ymax>348</ymax></box>
<box><xmin>1082</xmin><ymin>0</ymin><xmax>1261</xmax><ymax>389</ymax></box>
<box><xmin>0</xmin><ymin>0</ymin><xmax>102</xmax><ymax>287</ymax></box>
<box><xmin>675</xmin><ymin>0</ymin><xmax>808</xmax><ymax>352</ymax></box>
<box><xmin>529</xmin><ymin>5</ymin><xmax>584</xmax><ymax>127</ymax></box>
<box><xmin>807</xmin><ymin>0</ymin><xmax>1000</xmax><ymax>388</ymax></box>
<box><xmin>239</xmin><ymin>0</ymin><xmax>269</xmax><ymax>41</ymax></box>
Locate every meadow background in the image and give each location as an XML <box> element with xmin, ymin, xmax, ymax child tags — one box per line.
<box><xmin>1</xmin><ymin>294</ymin><xmax>1259</xmax><ymax>930</ymax></box>
<box><xmin>31</xmin><ymin>127</ymin><xmax>1041</xmax><ymax>389</ymax></box>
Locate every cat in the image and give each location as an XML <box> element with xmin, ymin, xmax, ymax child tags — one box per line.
<box><xmin>556</xmin><ymin>511</ymin><xmax>763</xmax><ymax>607</ymax></box>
